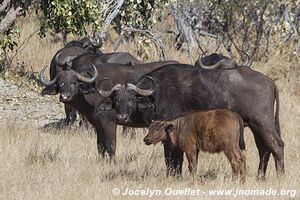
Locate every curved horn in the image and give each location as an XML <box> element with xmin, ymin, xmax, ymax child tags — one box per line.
<box><xmin>55</xmin><ymin>52</ymin><xmax>77</xmax><ymax>66</ymax></box>
<box><xmin>89</xmin><ymin>37</ymin><xmax>102</xmax><ymax>48</ymax></box>
<box><xmin>39</xmin><ymin>65</ymin><xmax>57</xmax><ymax>86</ymax></box>
<box><xmin>55</xmin><ymin>52</ymin><xmax>64</xmax><ymax>66</ymax></box>
<box><xmin>98</xmin><ymin>79</ymin><xmax>122</xmax><ymax>97</ymax></box>
<box><xmin>65</xmin><ymin>55</ymin><xmax>77</xmax><ymax>67</ymax></box>
<box><xmin>62</xmin><ymin>55</ymin><xmax>77</xmax><ymax>66</ymax></box>
<box><xmin>127</xmin><ymin>76</ymin><xmax>157</xmax><ymax>96</ymax></box>
<box><xmin>241</xmin><ymin>51</ymin><xmax>252</xmax><ymax>67</ymax></box>
<box><xmin>198</xmin><ymin>52</ymin><xmax>224</xmax><ymax>69</ymax></box>
<box><xmin>75</xmin><ymin>64</ymin><xmax>98</xmax><ymax>83</ymax></box>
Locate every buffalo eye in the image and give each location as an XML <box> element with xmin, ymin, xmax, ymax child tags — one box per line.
<box><xmin>128</xmin><ymin>98</ymin><xmax>135</xmax><ymax>105</ymax></box>
<box><xmin>59</xmin><ymin>83</ymin><xmax>65</xmax><ymax>88</ymax></box>
<box><xmin>155</xmin><ymin>126</ymin><xmax>161</xmax><ymax>132</ymax></box>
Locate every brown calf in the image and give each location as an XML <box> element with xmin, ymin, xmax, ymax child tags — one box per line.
<box><xmin>144</xmin><ymin>109</ymin><xmax>246</xmax><ymax>183</ymax></box>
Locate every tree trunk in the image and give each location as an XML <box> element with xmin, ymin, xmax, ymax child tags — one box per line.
<box><xmin>0</xmin><ymin>6</ymin><xmax>22</xmax><ymax>34</ymax></box>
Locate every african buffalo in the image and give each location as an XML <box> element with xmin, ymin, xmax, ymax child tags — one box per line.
<box><xmin>105</xmin><ymin>63</ymin><xmax>283</xmax><ymax>179</ymax></box>
<box><xmin>41</xmin><ymin>38</ymin><xmax>140</xmax><ymax>125</ymax></box>
<box><xmin>41</xmin><ymin>37</ymin><xmax>103</xmax><ymax>125</ymax></box>
<box><xmin>39</xmin><ymin>60</ymin><xmax>179</xmax><ymax>158</ymax></box>
<box><xmin>144</xmin><ymin>109</ymin><xmax>246</xmax><ymax>183</ymax></box>
<box><xmin>42</xmin><ymin>50</ymin><xmax>141</xmax><ymax>126</ymax></box>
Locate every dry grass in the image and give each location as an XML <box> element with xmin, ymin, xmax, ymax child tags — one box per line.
<box><xmin>0</xmin><ymin>108</ymin><xmax>299</xmax><ymax>200</ymax></box>
<box><xmin>0</xmin><ymin>14</ymin><xmax>299</xmax><ymax>200</ymax></box>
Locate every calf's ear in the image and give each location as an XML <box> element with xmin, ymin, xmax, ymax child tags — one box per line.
<box><xmin>165</xmin><ymin>124</ymin><xmax>175</xmax><ymax>133</ymax></box>
<box><xmin>97</xmin><ymin>101</ymin><xmax>113</xmax><ymax>112</ymax></box>
<box><xmin>137</xmin><ymin>97</ymin><xmax>155</xmax><ymax>111</ymax></box>
<box><xmin>41</xmin><ymin>85</ymin><xmax>59</xmax><ymax>96</ymax></box>
<box><xmin>78</xmin><ymin>83</ymin><xmax>95</xmax><ymax>94</ymax></box>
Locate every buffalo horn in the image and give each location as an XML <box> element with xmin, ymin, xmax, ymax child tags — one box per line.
<box><xmin>39</xmin><ymin>65</ymin><xmax>57</xmax><ymax>86</ymax></box>
<box><xmin>89</xmin><ymin>37</ymin><xmax>102</xmax><ymax>48</ymax></box>
<box><xmin>127</xmin><ymin>76</ymin><xmax>156</xmax><ymax>96</ymax></box>
<box><xmin>198</xmin><ymin>52</ymin><xmax>224</xmax><ymax>69</ymax></box>
<box><xmin>98</xmin><ymin>79</ymin><xmax>122</xmax><ymax>97</ymax></box>
<box><xmin>75</xmin><ymin>64</ymin><xmax>98</xmax><ymax>83</ymax></box>
<box><xmin>55</xmin><ymin>52</ymin><xmax>77</xmax><ymax>66</ymax></box>
<box><xmin>241</xmin><ymin>51</ymin><xmax>252</xmax><ymax>67</ymax></box>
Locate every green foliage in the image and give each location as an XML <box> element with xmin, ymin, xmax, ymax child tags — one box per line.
<box><xmin>0</xmin><ymin>29</ymin><xmax>20</xmax><ymax>71</ymax></box>
<box><xmin>0</xmin><ymin>29</ymin><xmax>19</xmax><ymax>54</ymax></box>
<box><xmin>38</xmin><ymin>0</ymin><xmax>104</xmax><ymax>37</ymax></box>
<box><xmin>119</xmin><ymin>0</ymin><xmax>169</xmax><ymax>29</ymax></box>
<box><xmin>0</xmin><ymin>28</ymin><xmax>19</xmax><ymax>50</ymax></box>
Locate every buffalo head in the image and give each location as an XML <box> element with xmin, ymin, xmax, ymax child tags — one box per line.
<box><xmin>40</xmin><ymin>64</ymin><xmax>98</xmax><ymax>102</ymax></box>
<box><xmin>143</xmin><ymin>121</ymin><xmax>176</xmax><ymax>145</ymax></box>
<box><xmin>97</xmin><ymin>76</ymin><xmax>157</xmax><ymax>123</ymax></box>
<box><xmin>80</xmin><ymin>36</ymin><xmax>103</xmax><ymax>51</ymax></box>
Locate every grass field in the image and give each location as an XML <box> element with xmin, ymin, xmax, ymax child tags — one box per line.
<box><xmin>0</xmin><ymin>15</ymin><xmax>299</xmax><ymax>200</ymax></box>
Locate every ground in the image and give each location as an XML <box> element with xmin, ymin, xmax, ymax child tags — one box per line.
<box><xmin>0</xmin><ymin>78</ymin><xmax>64</xmax><ymax>126</ymax></box>
<box><xmin>0</xmin><ymin>57</ymin><xmax>299</xmax><ymax>199</ymax></box>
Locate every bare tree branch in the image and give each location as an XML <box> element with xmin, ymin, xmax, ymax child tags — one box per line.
<box><xmin>198</xmin><ymin>31</ymin><xmax>218</xmax><ymax>39</ymax></box>
<box><xmin>0</xmin><ymin>6</ymin><xmax>22</xmax><ymax>34</ymax></box>
<box><xmin>102</xmin><ymin>0</ymin><xmax>117</xmax><ymax>19</ymax></box>
<box><xmin>114</xmin><ymin>27</ymin><xmax>167</xmax><ymax>61</ymax></box>
<box><xmin>251</xmin><ymin>1</ymin><xmax>269</xmax><ymax>58</ymax></box>
<box><xmin>6</xmin><ymin>28</ymin><xmax>39</xmax><ymax>67</ymax></box>
<box><xmin>170</xmin><ymin>4</ymin><xmax>198</xmax><ymax>47</ymax></box>
<box><xmin>0</xmin><ymin>0</ymin><xmax>11</xmax><ymax>13</ymax></box>
<box><xmin>284</xmin><ymin>9</ymin><xmax>299</xmax><ymax>39</ymax></box>
<box><xmin>99</xmin><ymin>0</ymin><xmax>124</xmax><ymax>40</ymax></box>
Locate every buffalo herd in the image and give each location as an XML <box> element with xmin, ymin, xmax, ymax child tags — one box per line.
<box><xmin>39</xmin><ymin>36</ymin><xmax>284</xmax><ymax>182</ymax></box>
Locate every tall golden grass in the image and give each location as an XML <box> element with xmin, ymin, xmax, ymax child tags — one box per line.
<box><xmin>0</xmin><ymin>14</ymin><xmax>299</xmax><ymax>200</ymax></box>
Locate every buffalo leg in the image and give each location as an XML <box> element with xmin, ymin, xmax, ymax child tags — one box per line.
<box><xmin>121</xmin><ymin>126</ymin><xmax>136</xmax><ymax>139</ymax></box>
<box><xmin>79</xmin><ymin>114</ymin><xmax>90</xmax><ymax>129</ymax></box>
<box><xmin>96</xmin><ymin>113</ymin><xmax>117</xmax><ymax>159</ymax></box>
<box><xmin>264</xmin><ymin>126</ymin><xmax>285</xmax><ymax>177</ymax></box>
<box><xmin>252</xmin><ymin>132</ymin><xmax>271</xmax><ymax>180</ymax></box>
<box><xmin>224</xmin><ymin>147</ymin><xmax>246</xmax><ymax>183</ymax></box>
<box><xmin>163</xmin><ymin>143</ymin><xmax>184</xmax><ymax>177</ymax></box>
<box><xmin>250</xmin><ymin>122</ymin><xmax>284</xmax><ymax>179</ymax></box>
<box><xmin>102</xmin><ymin>121</ymin><xmax>117</xmax><ymax>159</ymax></box>
<box><xmin>226</xmin><ymin>151</ymin><xmax>240</xmax><ymax>182</ymax></box>
<box><xmin>122</xmin><ymin>126</ymin><xmax>129</xmax><ymax>136</ymax></box>
<box><xmin>95</xmin><ymin>126</ymin><xmax>106</xmax><ymax>158</ymax></box>
<box><xmin>64</xmin><ymin>104</ymin><xmax>77</xmax><ymax>125</ymax></box>
<box><xmin>95</xmin><ymin>126</ymin><xmax>116</xmax><ymax>159</ymax></box>
<box><xmin>185</xmin><ymin>148</ymin><xmax>199</xmax><ymax>175</ymax></box>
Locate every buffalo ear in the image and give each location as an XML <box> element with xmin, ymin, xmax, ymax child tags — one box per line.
<box><xmin>165</xmin><ymin>124</ymin><xmax>175</xmax><ymax>133</ymax></box>
<box><xmin>81</xmin><ymin>37</ymin><xmax>90</xmax><ymax>48</ymax></box>
<box><xmin>137</xmin><ymin>97</ymin><xmax>155</xmax><ymax>111</ymax></box>
<box><xmin>97</xmin><ymin>101</ymin><xmax>113</xmax><ymax>112</ymax></box>
<box><xmin>78</xmin><ymin>83</ymin><xmax>95</xmax><ymax>94</ymax></box>
<box><xmin>137</xmin><ymin>101</ymin><xmax>148</xmax><ymax>111</ymax></box>
<box><xmin>41</xmin><ymin>85</ymin><xmax>59</xmax><ymax>96</ymax></box>
<box><xmin>82</xmin><ymin>41</ymin><xmax>90</xmax><ymax>48</ymax></box>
